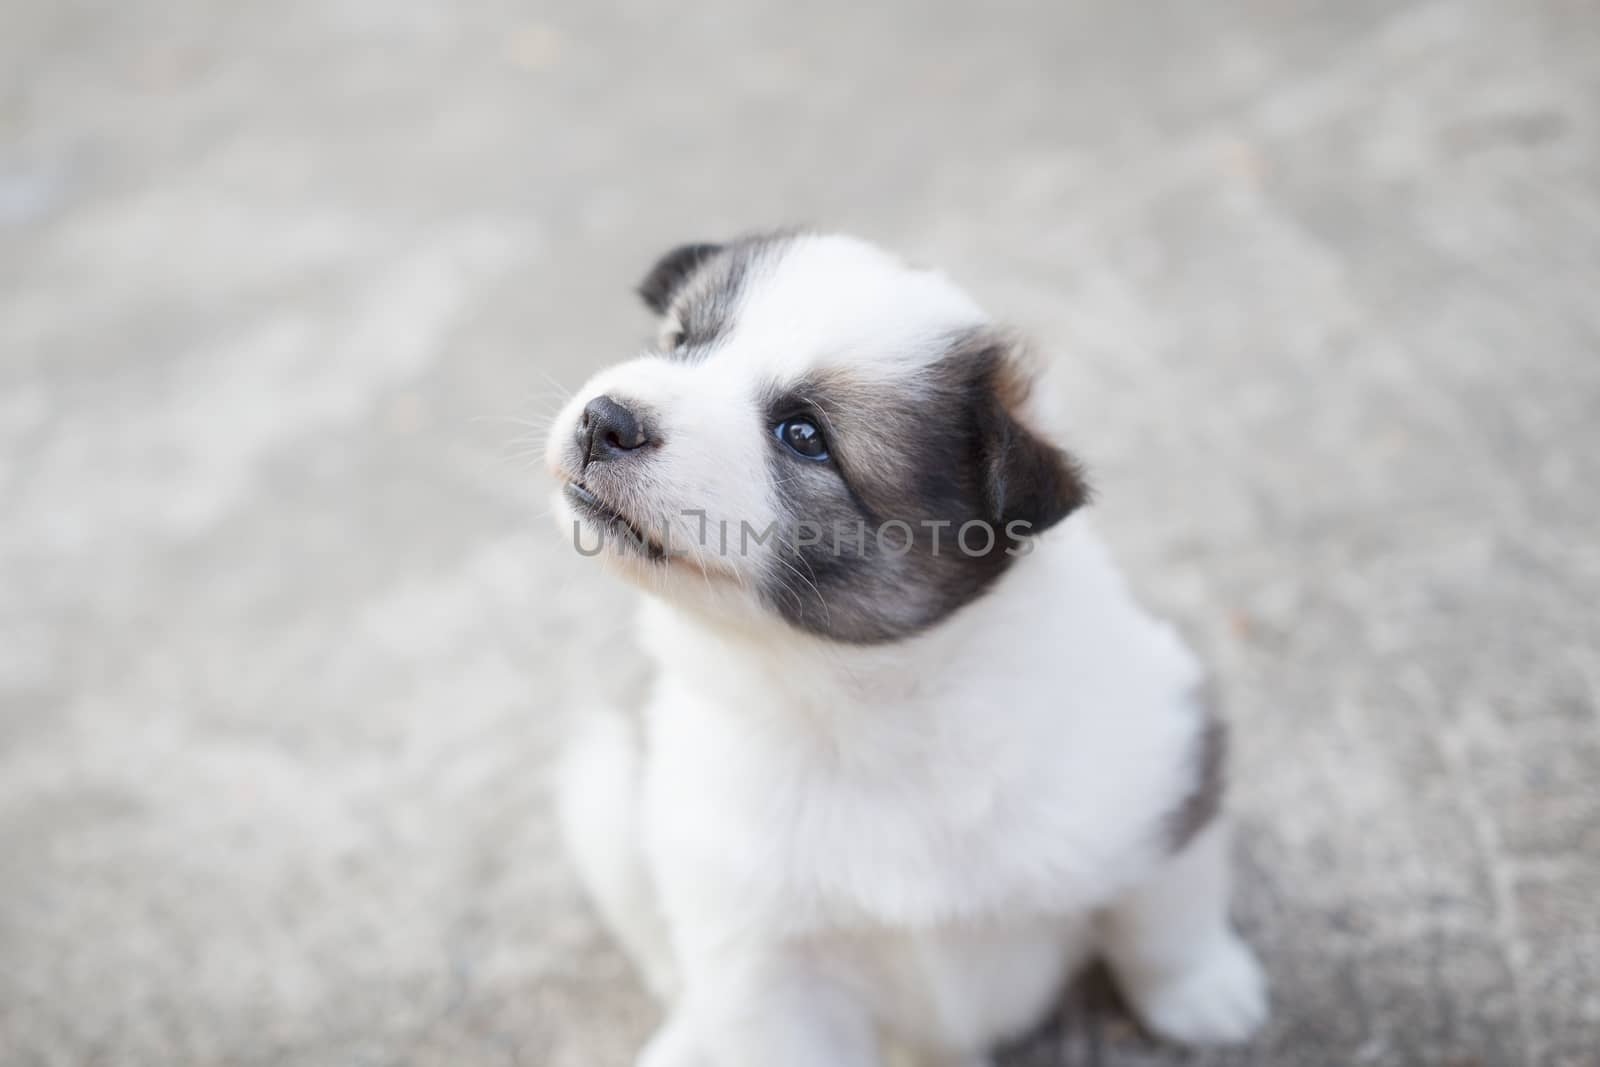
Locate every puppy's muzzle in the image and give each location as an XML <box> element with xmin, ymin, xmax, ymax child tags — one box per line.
<box><xmin>578</xmin><ymin>394</ymin><xmax>651</xmax><ymax>469</ymax></box>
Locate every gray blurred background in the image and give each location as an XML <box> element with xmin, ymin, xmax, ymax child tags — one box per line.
<box><xmin>3</xmin><ymin>1</ymin><xmax>1598</xmax><ymax>1065</ymax></box>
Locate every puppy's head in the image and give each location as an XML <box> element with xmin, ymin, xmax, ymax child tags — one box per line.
<box><xmin>546</xmin><ymin>233</ymin><xmax>1087</xmax><ymax>644</ymax></box>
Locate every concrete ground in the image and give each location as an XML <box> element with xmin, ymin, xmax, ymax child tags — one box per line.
<box><xmin>3</xmin><ymin>1</ymin><xmax>1598</xmax><ymax>1065</ymax></box>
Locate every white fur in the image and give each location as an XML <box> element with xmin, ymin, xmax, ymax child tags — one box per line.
<box><xmin>541</xmin><ymin>236</ymin><xmax>992</xmax><ymax>608</ymax></box>
<box><xmin>548</xmin><ymin>235</ymin><xmax>1267</xmax><ymax>1065</ymax></box>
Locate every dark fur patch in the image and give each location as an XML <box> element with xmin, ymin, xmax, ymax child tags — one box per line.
<box><xmin>758</xmin><ymin>329</ymin><xmax>1089</xmax><ymax>643</ymax></box>
<box><xmin>638</xmin><ymin>235</ymin><xmax>793</xmax><ymax>357</ymax></box>
<box><xmin>1168</xmin><ymin>684</ymin><xmax>1228</xmax><ymax>851</ymax></box>
<box><xmin>637</xmin><ymin>243</ymin><xmax>723</xmax><ymax>316</ymax></box>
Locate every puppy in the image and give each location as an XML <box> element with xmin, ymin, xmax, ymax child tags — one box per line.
<box><xmin>546</xmin><ymin>233</ymin><xmax>1267</xmax><ymax>1067</ymax></box>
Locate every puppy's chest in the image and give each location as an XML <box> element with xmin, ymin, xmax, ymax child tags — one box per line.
<box><xmin>644</xmin><ymin>691</ymin><xmax>1176</xmax><ymax>932</ymax></box>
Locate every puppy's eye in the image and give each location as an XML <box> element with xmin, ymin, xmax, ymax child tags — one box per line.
<box><xmin>775</xmin><ymin>417</ymin><xmax>829</xmax><ymax>461</ymax></box>
<box><xmin>662</xmin><ymin>327</ymin><xmax>687</xmax><ymax>350</ymax></box>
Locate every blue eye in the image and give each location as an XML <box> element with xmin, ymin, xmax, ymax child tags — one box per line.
<box><xmin>775</xmin><ymin>417</ymin><xmax>829</xmax><ymax>460</ymax></box>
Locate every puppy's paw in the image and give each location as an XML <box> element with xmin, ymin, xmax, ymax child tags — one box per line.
<box><xmin>1124</xmin><ymin>935</ymin><xmax>1267</xmax><ymax>1046</ymax></box>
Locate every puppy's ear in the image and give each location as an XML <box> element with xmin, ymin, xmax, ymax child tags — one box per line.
<box><xmin>637</xmin><ymin>242</ymin><xmax>723</xmax><ymax>315</ymax></box>
<box><xmin>970</xmin><ymin>344</ymin><xmax>1089</xmax><ymax>535</ymax></box>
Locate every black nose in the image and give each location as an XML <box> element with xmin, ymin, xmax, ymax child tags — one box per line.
<box><xmin>578</xmin><ymin>394</ymin><xmax>650</xmax><ymax>466</ymax></box>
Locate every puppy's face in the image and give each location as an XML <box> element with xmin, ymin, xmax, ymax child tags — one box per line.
<box><xmin>546</xmin><ymin>233</ymin><xmax>1087</xmax><ymax>644</ymax></box>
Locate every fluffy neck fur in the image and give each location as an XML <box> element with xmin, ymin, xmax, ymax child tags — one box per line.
<box><xmin>638</xmin><ymin>514</ymin><xmax>1194</xmax><ymax>767</ymax></box>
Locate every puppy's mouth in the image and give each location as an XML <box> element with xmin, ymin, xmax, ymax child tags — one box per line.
<box><xmin>563</xmin><ymin>482</ymin><xmax>667</xmax><ymax>561</ymax></box>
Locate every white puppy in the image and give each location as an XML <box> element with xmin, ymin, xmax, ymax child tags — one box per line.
<box><xmin>545</xmin><ymin>233</ymin><xmax>1267</xmax><ymax>1067</ymax></box>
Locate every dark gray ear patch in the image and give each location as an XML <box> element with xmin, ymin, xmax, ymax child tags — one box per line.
<box><xmin>758</xmin><ymin>329</ymin><xmax>1091</xmax><ymax>644</ymax></box>
<box><xmin>637</xmin><ymin>242</ymin><xmax>723</xmax><ymax>315</ymax></box>
<box><xmin>636</xmin><ymin>235</ymin><xmax>795</xmax><ymax>356</ymax></box>
<box><xmin>966</xmin><ymin>340</ymin><xmax>1089</xmax><ymax>532</ymax></box>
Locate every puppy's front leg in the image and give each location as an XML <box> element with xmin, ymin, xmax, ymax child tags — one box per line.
<box><xmin>1099</xmin><ymin>824</ymin><xmax>1268</xmax><ymax>1046</ymax></box>
<box><xmin>640</xmin><ymin>952</ymin><xmax>880</xmax><ymax>1067</ymax></box>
